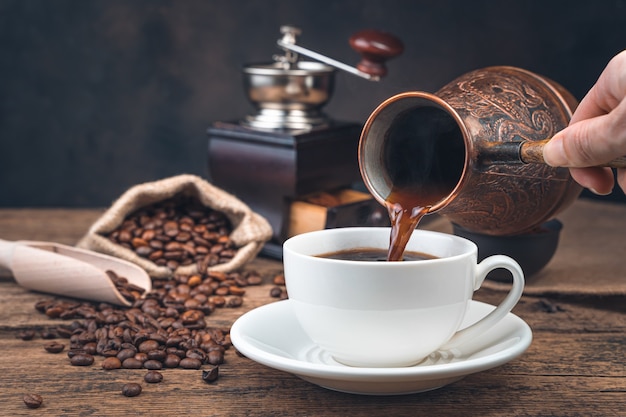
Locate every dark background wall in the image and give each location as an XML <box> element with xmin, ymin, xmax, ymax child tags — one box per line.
<box><xmin>1</xmin><ymin>0</ymin><xmax>625</xmax><ymax>207</ymax></box>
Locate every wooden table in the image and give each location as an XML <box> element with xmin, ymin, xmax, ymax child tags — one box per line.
<box><xmin>1</xmin><ymin>204</ymin><xmax>625</xmax><ymax>416</ymax></box>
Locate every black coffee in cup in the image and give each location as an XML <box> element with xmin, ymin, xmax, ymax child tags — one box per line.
<box><xmin>317</xmin><ymin>247</ymin><xmax>437</xmax><ymax>262</ymax></box>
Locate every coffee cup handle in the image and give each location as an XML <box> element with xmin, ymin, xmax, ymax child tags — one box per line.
<box><xmin>441</xmin><ymin>255</ymin><xmax>524</xmax><ymax>350</ymax></box>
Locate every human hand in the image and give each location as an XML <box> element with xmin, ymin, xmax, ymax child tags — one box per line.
<box><xmin>543</xmin><ymin>50</ymin><xmax>626</xmax><ymax>194</ymax></box>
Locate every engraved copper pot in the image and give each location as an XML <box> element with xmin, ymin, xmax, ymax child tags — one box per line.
<box><xmin>358</xmin><ymin>66</ymin><xmax>582</xmax><ymax>235</ymax></box>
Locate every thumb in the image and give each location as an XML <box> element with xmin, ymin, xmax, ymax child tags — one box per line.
<box><xmin>543</xmin><ymin>104</ymin><xmax>626</xmax><ymax>167</ymax></box>
<box><xmin>541</xmin><ymin>131</ymin><xmax>568</xmax><ymax>167</ymax></box>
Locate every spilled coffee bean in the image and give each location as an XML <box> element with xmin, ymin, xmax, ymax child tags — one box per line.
<box><xmin>23</xmin><ymin>393</ymin><xmax>43</xmax><ymax>409</ymax></box>
<box><xmin>17</xmin><ymin>330</ymin><xmax>35</xmax><ymax>341</ymax></box>
<box><xmin>122</xmin><ymin>358</ymin><xmax>143</xmax><ymax>369</ymax></box>
<box><xmin>70</xmin><ymin>352</ymin><xmax>95</xmax><ymax>366</ymax></box>
<box><xmin>143</xmin><ymin>360</ymin><xmax>163</xmax><ymax>370</ymax></box>
<box><xmin>101</xmin><ymin>357</ymin><xmax>122</xmax><ymax>370</ymax></box>
<box><xmin>179</xmin><ymin>357</ymin><xmax>202</xmax><ymax>370</ymax></box>
<box><xmin>43</xmin><ymin>341</ymin><xmax>65</xmax><ymax>353</ymax></box>
<box><xmin>202</xmin><ymin>366</ymin><xmax>219</xmax><ymax>383</ymax></box>
<box><xmin>121</xmin><ymin>383</ymin><xmax>142</xmax><ymax>397</ymax></box>
<box><xmin>273</xmin><ymin>274</ymin><xmax>285</xmax><ymax>286</ymax></box>
<box><xmin>269</xmin><ymin>274</ymin><xmax>288</xmax><ymax>299</ymax></box>
<box><xmin>144</xmin><ymin>370</ymin><xmax>163</xmax><ymax>384</ymax></box>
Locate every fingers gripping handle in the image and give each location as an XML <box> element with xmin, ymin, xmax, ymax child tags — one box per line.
<box><xmin>442</xmin><ymin>255</ymin><xmax>525</xmax><ymax>350</ymax></box>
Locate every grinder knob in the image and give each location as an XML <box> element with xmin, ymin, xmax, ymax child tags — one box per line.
<box><xmin>349</xmin><ymin>30</ymin><xmax>404</xmax><ymax>77</ymax></box>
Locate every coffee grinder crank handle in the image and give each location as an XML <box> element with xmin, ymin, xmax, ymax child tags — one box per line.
<box><xmin>276</xmin><ymin>26</ymin><xmax>404</xmax><ymax>81</ymax></box>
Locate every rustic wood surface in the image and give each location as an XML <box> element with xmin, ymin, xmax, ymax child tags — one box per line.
<box><xmin>1</xmin><ymin>205</ymin><xmax>625</xmax><ymax>416</ymax></box>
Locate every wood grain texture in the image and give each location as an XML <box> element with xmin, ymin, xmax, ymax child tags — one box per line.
<box><xmin>521</xmin><ymin>139</ymin><xmax>626</xmax><ymax>168</ymax></box>
<box><xmin>0</xmin><ymin>207</ymin><xmax>625</xmax><ymax>416</ymax></box>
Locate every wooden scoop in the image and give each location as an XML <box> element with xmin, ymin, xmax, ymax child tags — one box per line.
<box><xmin>0</xmin><ymin>239</ymin><xmax>152</xmax><ymax>306</ymax></box>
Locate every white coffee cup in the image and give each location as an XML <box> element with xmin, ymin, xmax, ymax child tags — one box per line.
<box><xmin>283</xmin><ymin>227</ymin><xmax>524</xmax><ymax>368</ymax></box>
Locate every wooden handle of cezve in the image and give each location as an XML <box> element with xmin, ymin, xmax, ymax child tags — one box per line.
<box><xmin>520</xmin><ymin>139</ymin><xmax>626</xmax><ymax>168</ymax></box>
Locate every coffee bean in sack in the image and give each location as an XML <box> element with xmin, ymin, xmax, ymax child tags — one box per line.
<box><xmin>106</xmin><ymin>196</ymin><xmax>236</xmax><ymax>272</ymax></box>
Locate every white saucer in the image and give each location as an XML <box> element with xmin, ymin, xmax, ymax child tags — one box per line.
<box><xmin>231</xmin><ymin>300</ymin><xmax>532</xmax><ymax>396</ymax></box>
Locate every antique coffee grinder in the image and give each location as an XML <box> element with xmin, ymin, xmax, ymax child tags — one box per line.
<box><xmin>207</xmin><ymin>26</ymin><xmax>403</xmax><ymax>256</ymax></box>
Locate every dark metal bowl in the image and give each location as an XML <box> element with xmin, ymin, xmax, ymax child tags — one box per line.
<box><xmin>453</xmin><ymin>219</ymin><xmax>563</xmax><ymax>282</ymax></box>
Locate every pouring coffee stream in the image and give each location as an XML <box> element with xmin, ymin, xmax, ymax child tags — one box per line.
<box><xmin>385</xmin><ymin>188</ymin><xmax>447</xmax><ymax>262</ymax></box>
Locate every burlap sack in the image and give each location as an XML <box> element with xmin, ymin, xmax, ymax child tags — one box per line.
<box><xmin>78</xmin><ymin>174</ymin><xmax>273</xmax><ymax>278</ymax></box>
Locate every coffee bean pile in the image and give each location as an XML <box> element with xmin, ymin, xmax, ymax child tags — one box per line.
<box><xmin>105</xmin><ymin>195</ymin><xmax>236</xmax><ymax>273</ymax></box>
<box><xmin>21</xmin><ymin>269</ymin><xmax>264</xmax><ymax>391</ymax></box>
<box><xmin>16</xmin><ymin>189</ymin><xmax>287</xmax><ymax>406</ymax></box>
